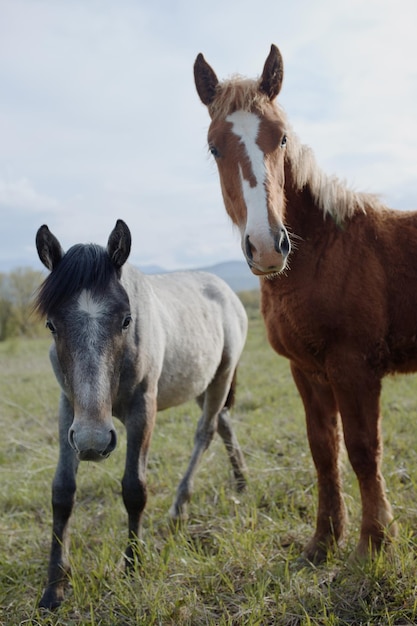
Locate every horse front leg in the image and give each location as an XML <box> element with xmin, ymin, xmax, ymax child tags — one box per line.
<box><xmin>122</xmin><ymin>391</ymin><xmax>156</xmax><ymax>570</ymax></box>
<box><xmin>39</xmin><ymin>394</ymin><xmax>78</xmax><ymax>609</ymax></box>
<box><xmin>291</xmin><ymin>364</ymin><xmax>347</xmax><ymax>563</ymax></box>
<box><xmin>335</xmin><ymin>369</ymin><xmax>397</xmax><ymax>558</ymax></box>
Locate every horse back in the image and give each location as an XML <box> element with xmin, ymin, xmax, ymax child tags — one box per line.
<box><xmin>123</xmin><ymin>267</ymin><xmax>248</xmax><ymax>411</ymax></box>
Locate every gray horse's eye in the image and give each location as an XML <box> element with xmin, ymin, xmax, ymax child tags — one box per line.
<box><xmin>280</xmin><ymin>134</ymin><xmax>287</xmax><ymax>148</ymax></box>
<box><xmin>45</xmin><ymin>319</ymin><xmax>56</xmax><ymax>334</ymax></box>
<box><xmin>122</xmin><ymin>314</ymin><xmax>132</xmax><ymax>330</ymax></box>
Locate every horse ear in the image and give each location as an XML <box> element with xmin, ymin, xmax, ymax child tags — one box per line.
<box><xmin>107</xmin><ymin>219</ymin><xmax>131</xmax><ymax>270</ymax></box>
<box><xmin>259</xmin><ymin>44</ymin><xmax>284</xmax><ymax>101</ymax></box>
<box><xmin>36</xmin><ymin>225</ymin><xmax>64</xmax><ymax>271</ymax></box>
<box><xmin>194</xmin><ymin>53</ymin><xmax>219</xmax><ymax>106</ymax></box>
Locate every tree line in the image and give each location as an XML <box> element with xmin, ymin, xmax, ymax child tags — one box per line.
<box><xmin>0</xmin><ymin>268</ymin><xmax>46</xmax><ymax>340</ymax></box>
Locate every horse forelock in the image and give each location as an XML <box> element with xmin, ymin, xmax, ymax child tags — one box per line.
<box><xmin>34</xmin><ymin>244</ymin><xmax>119</xmax><ymax>317</ymax></box>
<box><xmin>208</xmin><ymin>76</ymin><xmax>271</xmax><ymax>120</ymax></box>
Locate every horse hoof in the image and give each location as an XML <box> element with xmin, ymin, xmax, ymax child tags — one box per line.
<box><xmin>235</xmin><ymin>475</ymin><xmax>247</xmax><ymax>493</ymax></box>
<box><xmin>169</xmin><ymin>502</ymin><xmax>189</xmax><ymax>524</ymax></box>
<box><xmin>168</xmin><ymin>511</ymin><xmax>188</xmax><ymax>532</ymax></box>
<box><xmin>292</xmin><ymin>555</ymin><xmax>316</xmax><ymax>570</ymax></box>
<box><xmin>302</xmin><ymin>541</ymin><xmax>332</xmax><ymax>565</ymax></box>
<box><xmin>38</xmin><ymin>591</ymin><xmax>63</xmax><ymax>611</ymax></box>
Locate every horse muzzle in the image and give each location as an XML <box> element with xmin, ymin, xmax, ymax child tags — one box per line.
<box><xmin>244</xmin><ymin>227</ymin><xmax>291</xmax><ymax>276</ymax></box>
<box><xmin>68</xmin><ymin>422</ymin><xmax>117</xmax><ymax>462</ymax></box>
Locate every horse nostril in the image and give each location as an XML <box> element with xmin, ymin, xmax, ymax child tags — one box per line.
<box><xmin>245</xmin><ymin>235</ymin><xmax>256</xmax><ymax>260</ymax></box>
<box><xmin>107</xmin><ymin>428</ymin><xmax>117</xmax><ymax>454</ymax></box>
<box><xmin>68</xmin><ymin>427</ymin><xmax>78</xmax><ymax>452</ymax></box>
<box><xmin>277</xmin><ymin>227</ymin><xmax>291</xmax><ymax>257</ymax></box>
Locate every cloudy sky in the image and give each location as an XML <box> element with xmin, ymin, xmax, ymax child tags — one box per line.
<box><xmin>1</xmin><ymin>0</ymin><xmax>417</xmax><ymax>272</ymax></box>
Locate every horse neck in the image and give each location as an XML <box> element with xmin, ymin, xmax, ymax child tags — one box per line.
<box><xmin>283</xmin><ymin>159</ymin><xmax>326</xmax><ymax>239</ymax></box>
<box><xmin>120</xmin><ymin>263</ymin><xmax>142</xmax><ymax>302</ymax></box>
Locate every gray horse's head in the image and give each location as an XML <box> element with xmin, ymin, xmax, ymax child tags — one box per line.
<box><xmin>35</xmin><ymin>220</ymin><xmax>132</xmax><ymax>462</ymax></box>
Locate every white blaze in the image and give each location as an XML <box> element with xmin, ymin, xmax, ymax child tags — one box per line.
<box><xmin>75</xmin><ymin>289</ymin><xmax>110</xmax><ymax>413</ymax></box>
<box><xmin>77</xmin><ymin>289</ymin><xmax>106</xmax><ymax>318</ymax></box>
<box><xmin>226</xmin><ymin>111</ymin><xmax>269</xmax><ymax>239</ymax></box>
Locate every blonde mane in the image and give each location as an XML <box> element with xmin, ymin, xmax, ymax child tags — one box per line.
<box><xmin>285</xmin><ymin>127</ymin><xmax>382</xmax><ymax>221</ymax></box>
<box><xmin>210</xmin><ymin>77</ymin><xmax>382</xmax><ymax>222</ymax></box>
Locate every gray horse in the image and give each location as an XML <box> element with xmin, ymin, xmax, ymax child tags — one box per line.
<box><xmin>34</xmin><ymin>219</ymin><xmax>248</xmax><ymax>609</ymax></box>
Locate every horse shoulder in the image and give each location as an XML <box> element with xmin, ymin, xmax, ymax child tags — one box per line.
<box><xmin>259</xmin><ymin>211</ymin><xmax>389</xmax><ymax>367</ymax></box>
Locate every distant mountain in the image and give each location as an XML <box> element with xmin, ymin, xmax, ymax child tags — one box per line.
<box><xmin>198</xmin><ymin>261</ymin><xmax>260</xmax><ymax>292</ymax></box>
<box><xmin>139</xmin><ymin>260</ymin><xmax>260</xmax><ymax>293</ymax></box>
<box><xmin>139</xmin><ymin>264</ymin><xmax>166</xmax><ymax>275</ymax></box>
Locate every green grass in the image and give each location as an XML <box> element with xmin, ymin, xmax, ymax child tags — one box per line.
<box><xmin>2</xmin><ymin>296</ymin><xmax>417</xmax><ymax>625</ymax></box>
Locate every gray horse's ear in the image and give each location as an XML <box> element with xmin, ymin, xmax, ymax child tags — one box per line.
<box><xmin>194</xmin><ymin>53</ymin><xmax>219</xmax><ymax>106</ymax></box>
<box><xmin>36</xmin><ymin>225</ymin><xmax>64</xmax><ymax>271</ymax></box>
<box><xmin>259</xmin><ymin>44</ymin><xmax>284</xmax><ymax>101</ymax></box>
<box><xmin>107</xmin><ymin>219</ymin><xmax>131</xmax><ymax>270</ymax></box>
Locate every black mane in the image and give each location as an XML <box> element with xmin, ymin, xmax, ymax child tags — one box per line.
<box><xmin>34</xmin><ymin>244</ymin><xmax>118</xmax><ymax>317</ymax></box>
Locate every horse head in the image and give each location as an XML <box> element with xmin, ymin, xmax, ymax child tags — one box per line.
<box><xmin>35</xmin><ymin>220</ymin><xmax>132</xmax><ymax>462</ymax></box>
<box><xmin>194</xmin><ymin>44</ymin><xmax>291</xmax><ymax>276</ymax></box>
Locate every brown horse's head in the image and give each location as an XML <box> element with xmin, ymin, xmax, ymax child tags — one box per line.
<box><xmin>194</xmin><ymin>44</ymin><xmax>290</xmax><ymax>276</ymax></box>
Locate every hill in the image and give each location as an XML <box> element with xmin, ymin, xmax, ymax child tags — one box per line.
<box><xmin>140</xmin><ymin>260</ymin><xmax>260</xmax><ymax>292</ymax></box>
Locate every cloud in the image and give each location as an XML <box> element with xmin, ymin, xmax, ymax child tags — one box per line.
<box><xmin>0</xmin><ymin>178</ymin><xmax>58</xmax><ymax>211</ymax></box>
<box><xmin>0</xmin><ymin>176</ymin><xmax>61</xmax><ymax>271</ymax></box>
<box><xmin>1</xmin><ymin>0</ymin><xmax>417</xmax><ymax>272</ymax></box>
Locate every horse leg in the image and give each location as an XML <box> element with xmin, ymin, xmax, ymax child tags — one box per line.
<box><xmin>217</xmin><ymin>410</ymin><xmax>247</xmax><ymax>492</ymax></box>
<box><xmin>291</xmin><ymin>364</ymin><xmax>347</xmax><ymax>563</ymax></box>
<box><xmin>334</xmin><ymin>369</ymin><xmax>397</xmax><ymax>557</ymax></box>
<box><xmin>170</xmin><ymin>370</ymin><xmax>244</xmax><ymax>520</ymax></box>
<box><xmin>39</xmin><ymin>394</ymin><xmax>79</xmax><ymax>609</ymax></box>
<box><xmin>169</xmin><ymin>398</ymin><xmax>218</xmax><ymax>521</ymax></box>
<box><xmin>122</xmin><ymin>391</ymin><xmax>156</xmax><ymax>569</ymax></box>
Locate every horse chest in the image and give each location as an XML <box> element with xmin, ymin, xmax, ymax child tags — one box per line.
<box><xmin>261</xmin><ymin>284</ymin><xmax>328</xmax><ymax>371</ymax></box>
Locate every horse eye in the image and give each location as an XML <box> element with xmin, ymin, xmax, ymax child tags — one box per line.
<box><xmin>280</xmin><ymin>134</ymin><xmax>287</xmax><ymax>148</ymax></box>
<box><xmin>45</xmin><ymin>319</ymin><xmax>56</xmax><ymax>334</ymax></box>
<box><xmin>209</xmin><ymin>144</ymin><xmax>220</xmax><ymax>158</ymax></box>
<box><xmin>122</xmin><ymin>314</ymin><xmax>132</xmax><ymax>330</ymax></box>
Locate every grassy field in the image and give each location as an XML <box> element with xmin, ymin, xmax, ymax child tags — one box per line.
<box><xmin>2</xmin><ymin>292</ymin><xmax>417</xmax><ymax>625</ymax></box>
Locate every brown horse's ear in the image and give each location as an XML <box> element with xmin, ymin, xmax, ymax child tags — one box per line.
<box><xmin>36</xmin><ymin>225</ymin><xmax>64</xmax><ymax>271</ymax></box>
<box><xmin>194</xmin><ymin>53</ymin><xmax>219</xmax><ymax>106</ymax></box>
<box><xmin>107</xmin><ymin>219</ymin><xmax>131</xmax><ymax>270</ymax></box>
<box><xmin>259</xmin><ymin>44</ymin><xmax>284</xmax><ymax>101</ymax></box>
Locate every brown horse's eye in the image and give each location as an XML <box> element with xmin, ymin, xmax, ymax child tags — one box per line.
<box><xmin>209</xmin><ymin>144</ymin><xmax>220</xmax><ymax>158</ymax></box>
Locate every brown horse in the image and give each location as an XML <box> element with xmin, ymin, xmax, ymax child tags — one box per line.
<box><xmin>193</xmin><ymin>44</ymin><xmax>417</xmax><ymax>563</ymax></box>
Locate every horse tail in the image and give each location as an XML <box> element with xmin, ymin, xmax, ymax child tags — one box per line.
<box><xmin>224</xmin><ymin>368</ymin><xmax>237</xmax><ymax>410</ymax></box>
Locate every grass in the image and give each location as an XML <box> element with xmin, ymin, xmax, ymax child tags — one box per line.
<box><xmin>2</xmin><ymin>293</ymin><xmax>417</xmax><ymax>624</ymax></box>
